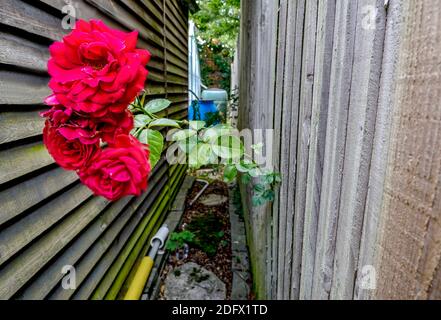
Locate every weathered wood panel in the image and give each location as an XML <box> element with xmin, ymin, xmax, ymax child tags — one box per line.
<box><xmin>0</xmin><ymin>0</ymin><xmax>190</xmax><ymax>300</ymax></box>
<box><xmin>239</xmin><ymin>0</ymin><xmax>441</xmax><ymax>300</ymax></box>
<box><xmin>374</xmin><ymin>0</ymin><xmax>441</xmax><ymax>300</ymax></box>
<box><xmin>355</xmin><ymin>0</ymin><xmax>405</xmax><ymax>300</ymax></box>
<box><xmin>330</xmin><ymin>0</ymin><xmax>386</xmax><ymax>300</ymax></box>
<box><xmin>238</xmin><ymin>0</ymin><xmax>278</xmax><ymax>299</ymax></box>
<box><xmin>300</xmin><ymin>0</ymin><xmax>336</xmax><ymax>300</ymax></box>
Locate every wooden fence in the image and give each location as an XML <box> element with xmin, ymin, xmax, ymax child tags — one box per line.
<box><xmin>239</xmin><ymin>0</ymin><xmax>441</xmax><ymax>299</ymax></box>
<box><xmin>0</xmin><ymin>0</ymin><xmax>190</xmax><ymax>299</ymax></box>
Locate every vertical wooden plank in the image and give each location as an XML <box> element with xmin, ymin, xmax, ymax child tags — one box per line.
<box><xmin>276</xmin><ymin>0</ymin><xmax>304</xmax><ymax>300</ymax></box>
<box><xmin>355</xmin><ymin>0</ymin><xmax>405</xmax><ymax>300</ymax></box>
<box><xmin>374</xmin><ymin>0</ymin><xmax>441</xmax><ymax>299</ymax></box>
<box><xmin>289</xmin><ymin>0</ymin><xmax>318</xmax><ymax>300</ymax></box>
<box><xmin>312</xmin><ymin>0</ymin><xmax>358</xmax><ymax>300</ymax></box>
<box><xmin>271</xmin><ymin>0</ymin><xmax>289</xmax><ymax>300</ymax></box>
<box><xmin>331</xmin><ymin>0</ymin><xmax>386</xmax><ymax>300</ymax></box>
<box><xmin>238</xmin><ymin>0</ymin><xmax>278</xmax><ymax>299</ymax></box>
<box><xmin>255</xmin><ymin>0</ymin><xmax>278</xmax><ymax>299</ymax></box>
<box><xmin>300</xmin><ymin>0</ymin><xmax>336</xmax><ymax>300</ymax></box>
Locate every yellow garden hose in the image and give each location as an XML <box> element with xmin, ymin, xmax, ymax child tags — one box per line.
<box><xmin>124</xmin><ymin>256</ymin><xmax>154</xmax><ymax>300</ymax></box>
<box><xmin>124</xmin><ymin>225</ymin><xmax>169</xmax><ymax>300</ymax></box>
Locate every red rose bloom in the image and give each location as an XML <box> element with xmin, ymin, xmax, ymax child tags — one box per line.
<box><xmin>43</xmin><ymin>121</ymin><xmax>99</xmax><ymax>171</ymax></box>
<box><xmin>48</xmin><ymin>19</ymin><xmax>151</xmax><ymax>117</ymax></box>
<box><xmin>79</xmin><ymin>134</ymin><xmax>151</xmax><ymax>201</ymax></box>
<box><xmin>42</xmin><ymin>95</ymin><xmax>100</xmax><ymax>145</ymax></box>
<box><xmin>42</xmin><ymin>95</ymin><xmax>132</xmax><ymax>145</ymax></box>
<box><xmin>98</xmin><ymin>109</ymin><xmax>134</xmax><ymax>144</ymax></box>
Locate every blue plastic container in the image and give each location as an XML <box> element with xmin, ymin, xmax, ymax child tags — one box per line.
<box><xmin>188</xmin><ymin>100</ymin><xmax>218</xmax><ymax>121</ymax></box>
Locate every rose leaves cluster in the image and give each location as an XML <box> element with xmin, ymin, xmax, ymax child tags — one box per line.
<box><xmin>42</xmin><ymin>20</ymin><xmax>152</xmax><ymax>201</ymax></box>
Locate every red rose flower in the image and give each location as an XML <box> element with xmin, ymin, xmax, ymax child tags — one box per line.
<box><xmin>98</xmin><ymin>109</ymin><xmax>134</xmax><ymax>144</ymax></box>
<box><xmin>43</xmin><ymin>121</ymin><xmax>99</xmax><ymax>171</ymax></box>
<box><xmin>48</xmin><ymin>19</ymin><xmax>151</xmax><ymax>117</ymax></box>
<box><xmin>79</xmin><ymin>134</ymin><xmax>151</xmax><ymax>201</ymax></box>
<box><xmin>42</xmin><ymin>95</ymin><xmax>100</xmax><ymax>145</ymax></box>
<box><xmin>42</xmin><ymin>95</ymin><xmax>132</xmax><ymax>145</ymax></box>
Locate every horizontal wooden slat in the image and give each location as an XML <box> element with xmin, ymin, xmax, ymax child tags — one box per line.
<box><xmin>138</xmin><ymin>0</ymin><xmax>163</xmax><ymax>22</ymax></box>
<box><xmin>0</xmin><ymin>167</ymin><xmax>78</xmax><ymax>226</ymax></box>
<box><xmin>0</xmin><ymin>0</ymin><xmax>64</xmax><ymax>42</ymax></box>
<box><xmin>0</xmin><ymin>111</ymin><xmax>45</xmax><ymax>144</ymax></box>
<box><xmin>0</xmin><ymin>32</ymin><xmax>49</xmax><ymax>73</ymax></box>
<box><xmin>119</xmin><ymin>0</ymin><xmax>163</xmax><ymax>36</ymax></box>
<box><xmin>0</xmin><ymin>196</ymin><xmax>109</xmax><ymax>299</ymax></box>
<box><xmin>49</xmin><ymin>163</ymin><xmax>169</xmax><ymax>300</ymax></box>
<box><xmin>0</xmin><ymin>0</ymin><xmax>190</xmax><ymax>301</ymax></box>
<box><xmin>86</xmin><ymin>0</ymin><xmax>165</xmax><ymax>50</ymax></box>
<box><xmin>166</xmin><ymin>0</ymin><xmax>188</xmax><ymax>37</ymax></box>
<box><xmin>0</xmin><ymin>184</ymin><xmax>92</xmax><ymax>267</ymax></box>
<box><xmin>72</xmin><ymin>174</ymin><xmax>168</xmax><ymax>299</ymax></box>
<box><xmin>40</xmin><ymin>0</ymin><xmax>165</xmax><ymax>59</ymax></box>
<box><xmin>0</xmin><ymin>71</ymin><xmax>50</xmax><ymax>105</ymax></box>
<box><xmin>18</xmin><ymin>196</ymin><xmax>132</xmax><ymax>299</ymax></box>
<box><xmin>0</xmin><ymin>142</ymin><xmax>53</xmax><ymax>185</ymax></box>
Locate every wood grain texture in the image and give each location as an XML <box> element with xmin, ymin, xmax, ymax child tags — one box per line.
<box><xmin>0</xmin><ymin>31</ymin><xmax>49</xmax><ymax>73</ymax></box>
<box><xmin>374</xmin><ymin>0</ymin><xmax>441</xmax><ymax>300</ymax></box>
<box><xmin>311</xmin><ymin>0</ymin><xmax>358</xmax><ymax>300</ymax></box>
<box><xmin>277</xmin><ymin>0</ymin><xmax>304</xmax><ymax>300</ymax></box>
<box><xmin>0</xmin><ymin>142</ymin><xmax>54</xmax><ymax>185</ymax></box>
<box><xmin>331</xmin><ymin>0</ymin><xmax>386</xmax><ymax>300</ymax></box>
<box><xmin>290</xmin><ymin>0</ymin><xmax>317</xmax><ymax>300</ymax></box>
<box><xmin>0</xmin><ymin>111</ymin><xmax>46</xmax><ymax>144</ymax></box>
<box><xmin>238</xmin><ymin>0</ymin><xmax>278</xmax><ymax>299</ymax></box>
<box><xmin>355</xmin><ymin>0</ymin><xmax>405</xmax><ymax>300</ymax></box>
<box><xmin>269</xmin><ymin>0</ymin><xmax>289</xmax><ymax>299</ymax></box>
<box><xmin>300</xmin><ymin>0</ymin><xmax>336</xmax><ymax>300</ymax></box>
<box><xmin>239</xmin><ymin>0</ymin><xmax>441</xmax><ymax>300</ymax></box>
<box><xmin>0</xmin><ymin>0</ymin><xmax>190</xmax><ymax>300</ymax></box>
<box><xmin>0</xmin><ymin>71</ymin><xmax>50</xmax><ymax>105</ymax></box>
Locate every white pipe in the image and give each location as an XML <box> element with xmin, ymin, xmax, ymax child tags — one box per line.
<box><xmin>189</xmin><ymin>179</ymin><xmax>210</xmax><ymax>206</ymax></box>
<box><xmin>150</xmin><ymin>225</ymin><xmax>169</xmax><ymax>249</ymax></box>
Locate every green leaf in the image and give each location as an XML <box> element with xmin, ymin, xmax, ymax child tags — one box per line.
<box><xmin>202</xmin><ymin>126</ymin><xmax>234</xmax><ymax>143</ymax></box>
<box><xmin>171</xmin><ymin>129</ymin><xmax>198</xmax><ymax>141</ymax></box>
<box><xmin>236</xmin><ymin>161</ymin><xmax>256</xmax><ymax>173</ymax></box>
<box><xmin>252</xmin><ymin>195</ymin><xmax>266</xmax><ymax>207</ymax></box>
<box><xmin>253</xmin><ymin>184</ymin><xmax>265</xmax><ymax>193</ymax></box>
<box><xmin>139</xmin><ymin>129</ymin><xmax>164</xmax><ymax>169</ymax></box>
<box><xmin>224</xmin><ymin>165</ymin><xmax>238</xmax><ymax>183</ymax></box>
<box><xmin>249</xmin><ymin>167</ymin><xmax>262</xmax><ymax>178</ymax></box>
<box><xmin>144</xmin><ymin>99</ymin><xmax>171</xmax><ymax>114</ymax></box>
<box><xmin>189</xmin><ymin>120</ymin><xmax>206</xmax><ymax>131</ymax></box>
<box><xmin>241</xmin><ymin>173</ymin><xmax>252</xmax><ymax>184</ymax></box>
<box><xmin>211</xmin><ymin>135</ymin><xmax>243</xmax><ymax>159</ymax></box>
<box><xmin>273</xmin><ymin>173</ymin><xmax>282</xmax><ymax>183</ymax></box>
<box><xmin>166</xmin><ymin>241</ymin><xmax>178</xmax><ymax>251</ymax></box>
<box><xmin>201</xmin><ymin>128</ymin><xmax>219</xmax><ymax>142</ymax></box>
<box><xmin>262</xmin><ymin>189</ymin><xmax>275</xmax><ymax>202</ymax></box>
<box><xmin>148</xmin><ymin>118</ymin><xmax>181</xmax><ymax>129</ymax></box>
<box><xmin>134</xmin><ymin>114</ymin><xmax>152</xmax><ymax>128</ymax></box>
<box><xmin>188</xmin><ymin>143</ymin><xmax>214</xmax><ymax>168</ymax></box>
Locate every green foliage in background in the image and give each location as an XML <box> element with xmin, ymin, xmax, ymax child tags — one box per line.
<box><xmin>166</xmin><ymin>231</ymin><xmax>196</xmax><ymax>251</ymax></box>
<box><xmin>131</xmin><ymin>96</ymin><xmax>281</xmax><ymax>208</ymax></box>
<box><xmin>192</xmin><ymin>0</ymin><xmax>240</xmax><ymax>52</ymax></box>
<box><xmin>165</xmin><ymin>213</ymin><xmax>225</xmax><ymax>257</ymax></box>
<box><xmin>191</xmin><ymin>0</ymin><xmax>241</xmax><ymax>92</ymax></box>
<box><xmin>199</xmin><ymin>44</ymin><xmax>231</xmax><ymax>92</ymax></box>
<box><xmin>187</xmin><ymin>211</ymin><xmax>225</xmax><ymax>257</ymax></box>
